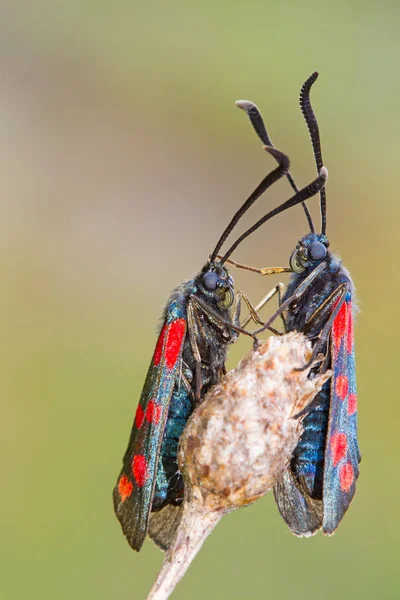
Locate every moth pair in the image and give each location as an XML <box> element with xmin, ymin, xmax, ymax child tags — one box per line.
<box><xmin>113</xmin><ymin>72</ymin><xmax>360</xmax><ymax>551</ymax></box>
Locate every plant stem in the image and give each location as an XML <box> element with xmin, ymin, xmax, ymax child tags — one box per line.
<box><xmin>146</xmin><ymin>497</ymin><xmax>222</xmax><ymax>600</ymax></box>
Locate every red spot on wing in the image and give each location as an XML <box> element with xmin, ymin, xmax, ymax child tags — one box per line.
<box><xmin>165</xmin><ymin>319</ymin><xmax>186</xmax><ymax>369</ymax></box>
<box><xmin>118</xmin><ymin>475</ymin><xmax>133</xmax><ymax>502</ymax></box>
<box><xmin>347</xmin><ymin>306</ymin><xmax>354</xmax><ymax>354</ymax></box>
<box><xmin>146</xmin><ymin>399</ymin><xmax>161</xmax><ymax>424</ymax></box>
<box><xmin>331</xmin><ymin>432</ymin><xmax>348</xmax><ymax>467</ymax></box>
<box><xmin>339</xmin><ymin>461</ymin><xmax>354</xmax><ymax>492</ymax></box>
<box><xmin>335</xmin><ymin>375</ymin><xmax>349</xmax><ymax>400</ymax></box>
<box><xmin>135</xmin><ymin>405</ymin><xmax>145</xmax><ymax>429</ymax></box>
<box><xmin>154</xmin><ymin>324</ymin><xmax>168</xmax><ymax>366</ymax></box>
<box><xmin>332</xmin><ymin>301</ymin><xmax>348</xmax><ymax>350</ymax></box>
<box><xmin>348</xmin><ymin>393</ymin><xmax>357</xmax><ymax>415</ymax></box>
<box><xmin>132</xmin><ymin>455</ymin><xmax>148</xmax><ymax>487</ymax></box>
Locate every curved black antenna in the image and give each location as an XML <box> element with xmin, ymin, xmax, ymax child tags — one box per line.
<box><xmin>219</xmin><ymin>167</ymin><xmax>328</xmax><ymax>265</ymax></box>
<box><xmin>209</xmin><ymin>146</ymin><xmax>289</xmax><ymax>263</ymax></box>
<box><xmin>299</xmin><ymin>71</ymin><xmax>327</xmax><ymax>235</ymax></box>
<box><xmin>236</xmin><ymin>100</ymin><xmax>315</xmax><ymax>233</ymax></box>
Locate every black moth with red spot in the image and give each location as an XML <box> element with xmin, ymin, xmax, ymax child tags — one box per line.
<box><xmin>235</xmin><ymin>71</ymin><xmax>360</xmax><ymax>535</ymax></box>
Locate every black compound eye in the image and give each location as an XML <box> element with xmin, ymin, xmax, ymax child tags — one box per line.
<box><xmin>202</xmin><ymin>271</ymin><xmax>219</xmax><ymax>291</ymax></box>
<box><xmin>308</xmin><ymin>241</ymin><xmax>327</xmax><ymax>261</ymax></box>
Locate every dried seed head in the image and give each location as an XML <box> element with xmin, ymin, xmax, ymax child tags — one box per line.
<box><xmin>179</xmin><ymin>332</ymin><xmax>331</xmax><ymax>511</ymax></box>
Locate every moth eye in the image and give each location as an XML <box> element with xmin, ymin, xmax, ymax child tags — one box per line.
<box><xmin>289</xmin><ymin>249</ymin><xmax>306</xmax><ymax>273</ymax></box>
<box><xmin>217</xmin><ymin>287</ymin><xmax>234</xmax><ymax>309</ymax></box>
<box><xmin>202</xmin><ymin>271</ymin><xmax>219</xmax><ymax>291</ymax></box>
<box><xmin>308</xmin><ymin>241</ymin><xmax>327</xmax><ymax>261</ymax></box>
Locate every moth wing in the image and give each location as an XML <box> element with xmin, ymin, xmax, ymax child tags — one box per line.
<box><xmin>148</xmin><ymin>505</ymin><xmax>183</xmax><ymax>551</ymax></box>
<box><xmin>274</xmin><ymin>469</ymin><xmax>323</xmax><ymax>536</ymax></box>
<box><xmin>113</xmin><ymin>319</ymin><xmax>186</xmax><ymax>551</ymax></box>
<box><xmin>323</xmin><ymin>297</ymin><xmax>360</xmax><ymax>534</ymax></box>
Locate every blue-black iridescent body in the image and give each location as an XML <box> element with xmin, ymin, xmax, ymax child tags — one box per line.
<box><xmin>270</xmin><ymin>229</ymin><xmax>360</xmax><ymax>536</ymax></box>
<box><xmin>114</xmin><ymin>260</ymin><xmax>240</xmax><ymax>553</ymax></box>
<box><xmin>282</xmin><ymin>233</ymin><xmax>352</xmax><ymax>501</ymax></box>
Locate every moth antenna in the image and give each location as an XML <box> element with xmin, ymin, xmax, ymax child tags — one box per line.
<box><xmin>219</xmin><ymin>166</ymin><xmax>328</xmax><ymax>265</ymax></box>
<box><xmin>299</xmin><ymin>72</ymin><xmax>327</xmax><ymax>235</ymax></box>
<box><xmin>236</xmin><ymin>100</ymin><xmax>315</xmax><ymax>233</ymax></box>
<box><xmin>210</xmin><ymin>146</ymin><xmax>289</xmax><ymax>264</ymax></box>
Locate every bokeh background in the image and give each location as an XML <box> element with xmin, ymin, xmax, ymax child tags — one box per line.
<box><xmin>2</xmin><ymin>1</ymin><xmax>399</xmax><ymax>599</ymax></box>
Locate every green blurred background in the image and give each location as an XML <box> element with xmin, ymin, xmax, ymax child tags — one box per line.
<box><xmin>2</xmin><ymin>1</ymin><xmax>398</xmax><ymax>598</ymax></box>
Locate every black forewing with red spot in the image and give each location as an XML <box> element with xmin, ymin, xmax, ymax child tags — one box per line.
<box><xmin>113</xmin><ymin>318</ymin><xmax>186</xmax><ymax>551</ymax></box>
<box><xmin>322</xmin><ymin>294</ymin><xmax>360</xmax><ymax>534</ymax></box>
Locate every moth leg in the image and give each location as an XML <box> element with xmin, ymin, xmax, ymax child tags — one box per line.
<box><xmin>215</xmin><ymin>255</ymin><xmax>291</xmax><ymax>276</ymax></box>
<box><xmin>189</xmin><ymin>295</ymin><xmax>230</xmax><ymax>337</ymax></box>
<box><xmin>219</xmin><ymin>255</ymin><xmax>288</xmax><ymax>329</ymax></box>
<box><xmin>240</xmin><ymin>284</ymin><xmax>285</xmax><ymax>330</ymax></box>
<box><xmin>231</xmin><ymin>286</ymin><xmax>242</xmax><ymax>328</ymax></box>
<box><xmin>252</xmin><ymin>261</ymin><xmax>327</xmax><ymax>336</ymax></box>
<box><xmin>239</xmin><ymin>290</ymin><xmax>267</xmax><ymax>327</ymax></box>
<box><xmin>180</xmin><ymin>363</ymin><xmax>195</xmax><ymax>402</ymax></box>
<box><xmin>232</xmin><ymin>288</ymin><xmax>280</xmax><ymax>334</ymax></box>
<box><xmin>319</xmin><ymin>332</ymin><xmax>332</xmax><ymax>372</ymax></box>
<box><xmin>187</xmin><ymin>299</ymin><xmax>204</xmax><ymax>402</ymax></box>
<box><xmin>299</xmin><ymin>283</ymin><xmax>348</xmax><ymax>371</ymax></box>
<box><xmin>190</xmin><ymin>294</ymin><xmax>258</xmax><ymax>344</ymax></box>
<box><xmin>304</xmin><ymin>283</ymin><xmax>346</xmax><ymax>336</ymax></box>
<box><xmin>276</xmin><ymin>283</ymin><xmax>287</xmax><ymax>329</ymax></box>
